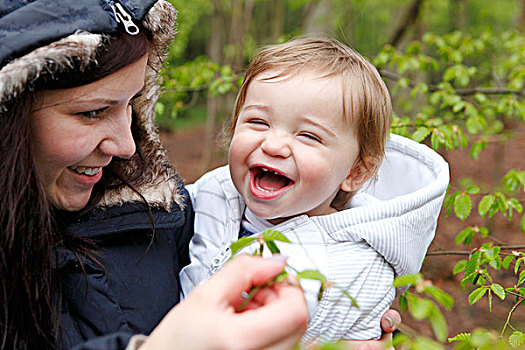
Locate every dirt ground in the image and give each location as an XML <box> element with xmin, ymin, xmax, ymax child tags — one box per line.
<box><xmin>160</xmin><ymin>126</ymin><xmax>525</xmax><ymax>345</ymax></box>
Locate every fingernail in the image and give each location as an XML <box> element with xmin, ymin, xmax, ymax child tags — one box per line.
<box><xmin>267</xmin><ymin>254</ymin><xmax>288</xmax><ymax>263</ymax></box>
<box><xmin>385</xmin><ymin>315</ymin><xmax>395</xmax><ymax>328</ymax></box>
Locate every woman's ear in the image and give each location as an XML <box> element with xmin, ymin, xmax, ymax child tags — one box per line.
<box><xmin>340</xmin><ymin>157</ymin><xmax>378</xmax><ymax>193</ymax></box>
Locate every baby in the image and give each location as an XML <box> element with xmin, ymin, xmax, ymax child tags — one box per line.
<box><xmin>180</xmin><ymin>36</ymin><xmax>449</xmax><ymax>345</ymax></box>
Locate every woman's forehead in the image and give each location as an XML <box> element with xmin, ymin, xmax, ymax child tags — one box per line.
<box><xmin>34</xmin><ymin>55</ymin><xmax>148</xmax><ymax>108</ymax></box>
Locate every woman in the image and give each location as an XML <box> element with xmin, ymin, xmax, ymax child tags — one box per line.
<box><xmin>0</xmin><ymin>1</ymin><xmax>398</xmax><ymax>349</ymax></box>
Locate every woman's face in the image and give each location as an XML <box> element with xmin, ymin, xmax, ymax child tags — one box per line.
<box><xmin>31</xmin><ymin>55</ymin><xmax>148</xmax><ymax>211</ymax></box>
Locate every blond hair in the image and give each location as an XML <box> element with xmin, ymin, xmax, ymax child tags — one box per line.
<box><xmin>229</xmin><ymin>36</ymin><xmax>392</xmax><ymax>208</ymax></box>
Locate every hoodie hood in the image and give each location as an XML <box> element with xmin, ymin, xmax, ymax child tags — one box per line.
<box><xmin>0</xmin><ymin>0</ymin><xmax>184</xmax><ymax>210</ymax></box>
<box><xmin>313</xmin><ymin>133</ymin><xmax>450</xmax><ymax>279</ymax></box>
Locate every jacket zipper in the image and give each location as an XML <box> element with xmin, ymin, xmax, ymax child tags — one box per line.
<box><xmin>110</xmin><ymin>1</ymin><xmax>139</xmax><ymax>35</ymax></box>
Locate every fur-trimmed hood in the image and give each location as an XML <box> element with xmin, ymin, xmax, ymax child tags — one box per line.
<box><xmin>0</xmin><ymin>0</ymin><xmax>184</xmax><ymax>210</ymax></box>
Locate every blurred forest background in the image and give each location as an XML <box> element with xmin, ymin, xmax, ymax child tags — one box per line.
<box><xmin>156</xmin><ymin>0</ymin><xmax>525</xmax><ymax>348</ymax></box>
<box><xmin>158</xmin><ymin>0</ymin><xmax>523</xmax><ymax>173</ymax></box>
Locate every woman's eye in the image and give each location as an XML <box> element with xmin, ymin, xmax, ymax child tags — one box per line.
<box><xmin>78</xmin><ymin>107</ymin><xmax>106</xmax><ymax>119</ymax></box>
<box><xmin>299</xmin><ymin>132</ymin><xmax>322</xmax><ymax>143</ymax></box>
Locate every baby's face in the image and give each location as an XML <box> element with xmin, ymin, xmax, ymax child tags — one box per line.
<box><xmin>229</xmin><ymin>70</ymin><xmax>360</xmax><ymax>224</ymax></box>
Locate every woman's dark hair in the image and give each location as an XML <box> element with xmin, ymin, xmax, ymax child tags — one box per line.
<box><xmin>0</xmin><ymin>28</ymin><xmax>151</xmax><ymax>349</ymax></box>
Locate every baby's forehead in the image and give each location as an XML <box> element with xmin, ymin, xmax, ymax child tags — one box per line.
<box><xmin>254</xmin><ymin>68</ymin><xmax>342</xmax><ymax>84</ymax></box>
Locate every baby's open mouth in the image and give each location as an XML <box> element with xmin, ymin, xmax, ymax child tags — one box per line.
<box><xmin>250</xmin><ymin>167</ymin><xmax>294</xmax><ymax>193</ymax></box>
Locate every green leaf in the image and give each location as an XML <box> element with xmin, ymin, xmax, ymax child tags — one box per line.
<box><xmin>519</xmin><ymin>270</ymin><xmax>525</xmax><ymax>286</ymax></box>
<box><xmin>428</xmin><ymin>304</ymin><xmax>448</xmax><ymax>342</ymax></box>
<box><xmin>490</xmin><ymin>283</ymin><xmax>506</xmax><ymax>300</ymax></box>
<box><xmin>469</xmin><ymin>140</ymin><xmax>487</xmax><ymax>159</ymax></box>
<box><xmin>444</xmin><ymin>190</ymin><xmax>461</xmax><ymax>216</ymax></box>
<box><xmin>479</xmin><ymin>227</ymin><xmax>489</xmax><ymax>237</ymax></box>
<box><xmin>468</xmin><ymin>287</ymin><xmax>487</xmax><ymax>305</ymax></box>
<box><xmin>448</xmin><ymin>332</ymin><xmax>471</xmax><ymax>343</ymax></box>
<box><xmin>412</xmin><ymin>127</ymin><xmax>431</xmax><ymax>142</ymax></box>
<box><xmin>229</xmin><ymin>237</ymin><xmax>256</xmax><ymax>257</ymax></box>
<box><xmin>509</xmin><ymin>331</ymin><xmax>525</xmax><ymax>348</ymax></box>
<box><xmin>521</xmin><ymin>214</ymin><xmax>525</xmax><ymax>232</ymax></box>
<box><xmin>265</xmin><ymin>240</ymin><xmax>281</xmax><ymax>254</ymax></box>
<box><xmin>425</xmin><ymin>285</ymin><xmax>455</xmax><ymax>309</ymax></box>
<box><xmin>454</xmin><ymin>194</ymin><xmax>472</xmax><ymax>221</ymax></box>
<box><xmin>503</xmin><ymin>255</ymin><xmax>515</xmax><ymax>269</ymax></box>
<box><xmin>470</xmin><ymin>329</ymin><xmax>492</xmax><ymax>347</ymax></box>
<box><xmin>412</xmin><ymin>336</ymin><xmax>445</xmax><ymax>350</ymax></box>
<box><xmin>465</xmin><ymin>251</ymin><xmax>481</xmax><ymax>278</ymax></box>
<box><xmin>465</xmin><ymin>185</ymin><xmax>480</xmax><ymax>194</ymax></box>
<box><xmin>452</xmin><ymin>100</ymin><xmax>466</xmax><ymax>113</ymax></box>
<box><xmin>474</xmin><ymin>92</ymin><xmax>488</xmax><ymax>104</ymax></box>
<box><xmin>392</xmin><ymin>332</ymin><xmax>410</xmax><ymax>347</ymax></box>
<box><xmin>466</xmin><ymin>116</ymin><xmax>485</xmax><ymax>135</ymax></box>
<box><xmin>296</xmin><ymin>270</ymin><xmax>327</xmax><ymax>283</ymax></box>
<box><xmin>455</xmin><ymin>227</ymin><xmax>473</xmax><ymax>246</ymax></box>
<box><xmin>393</xmin><ymin>273</ymin><xmax>423</xmax><ymax>287</ymax></box>
<box><xmin>262</xmin><ymin>229</ymin><xmax>291</xmax><ymax>243</ymax></box>
<box><xmin>453</xmin><ymin>260</ymin><xmax>467</xmax><ymax>274</ymax></box>
<box><xmin>407</xmin><ymin>295</ymin><xmax>433</xmax><ymax>320</ymax></box>
<box><xmin>514</xmin><ymin>258</ymin><xmax>523</xmax><ymax>274</ymax></box>
<box><xmin>399</xmin><ymin>294</ymin><xmax>408</xmax><ymax>312</ymax></box>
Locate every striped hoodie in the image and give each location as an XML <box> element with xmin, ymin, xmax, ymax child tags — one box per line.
<box><xmin>180</xmin><ymin>133</ymin><xmax>449</xmax><ymax>345</ymax></box>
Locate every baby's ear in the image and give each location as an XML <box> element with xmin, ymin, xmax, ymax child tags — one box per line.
<box><xmin>340</xmin><ymin>157</ymin><xmax>379</xmax><ymax>192</ymax></box>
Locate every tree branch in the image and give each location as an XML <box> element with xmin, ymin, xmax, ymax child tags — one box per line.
<box><xmin>380</xmin><ymin>69</ymin><xmax>524</xmax><ymax>96</ymax></box>
<box><xmin>427</xmin><ymin>251</ymin><xmax>471</xmax><ymax>256</ymax></box>
<box><xmin>427</xmin><ymin>245</ymin><xmax>525</xmax><ymax>256</ymax></box>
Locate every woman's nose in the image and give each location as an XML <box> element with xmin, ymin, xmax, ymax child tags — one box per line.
<box><xmin>98</xmin><ymin>106</ymin><xmax>136</xmax><ymax>158</ymax></box>
<box><xmin>260</xmin><ymin>130</ymin><xmax>292</xmax><ymax>158</ymax></box>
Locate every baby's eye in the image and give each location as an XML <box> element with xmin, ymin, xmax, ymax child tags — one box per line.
<box><xmin>248</xmin><ymin>118</ymin><xmax>268</xmax><ymax>125</ymax></box>
<box><xmin>78</xmin><ymin>107</ymin><xmax>107</xmax><ymax>119</ymax></box>
<box><xmin>299</xmin><ymin>132</ymin><xmax>322</xmax><ymax>143</ymax></box>
<box><xmin>246</xmin><ymin>118</ymin><xmax>269</xmax><ymax>129</ymax></box>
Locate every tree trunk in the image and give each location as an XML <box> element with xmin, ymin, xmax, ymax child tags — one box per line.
<box><xmin>200</xmin><ymin>0</ymin><xmax>223</xmax><ymax>174</ymax></box>
<box><xmin>388</xmin><ymin>0</ymin><xmax>425</xmax><ymax>48</ymax></box>
<box><xmin>302</xmin><ymin>0</ymin><xmax>332</xmax><ymax>34</ymax></box>
<box><xmin>453</xmin><ymin>0</ymin><xmax>466</xmax><ymax>31</ymax></box>
<box><xmin>518</xmin><ymin>0</ymin><xmax>525</xmax><ymax>31</ymax></box>
<box><xmin>271</xmin><ymin>0</ymin><xmax>285</xmax><ymax>42</ymax></box>
<box><xmin>225</xmin><ymin>0</ymin><xmax>255</xmax><ymax>71</ymax></box>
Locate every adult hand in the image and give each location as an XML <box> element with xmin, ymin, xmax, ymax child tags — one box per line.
<box><xmin>141</xmin><ymin>255</ymin><xmax>309</xmax><ymax>350</ymax></box>
<box><xmin>340</xmin><ymin>309</ymin><xmax>401</xmax><ymax>349</ymax></box>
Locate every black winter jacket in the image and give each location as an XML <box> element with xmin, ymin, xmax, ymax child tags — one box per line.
<box><xmin>58</xmin><ymin>195</ymin><xmax>194</xmax><ymax>349</ymax></box>
<box><xmin>1</xmin><ymin>1</ymin><xmax>193</xmax><ymax>349</ymax></box>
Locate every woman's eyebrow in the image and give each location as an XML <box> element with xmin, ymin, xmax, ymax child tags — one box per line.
<box><xmin>76</xmin><ymin>86</ymin><xmax>146</xmax><ymax>105</ymax></box>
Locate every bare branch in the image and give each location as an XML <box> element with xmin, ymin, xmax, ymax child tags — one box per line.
<box><xmin>427</xmin><ymin>245</ymin><xmax>525</xmax><ymax>256</ymax></box>
<box><xmin>380</xmin><ymin>69</ymin><xmax>524</xmax><ymax>97</ymax></box>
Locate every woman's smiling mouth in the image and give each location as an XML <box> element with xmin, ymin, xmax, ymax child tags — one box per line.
<box><xmin>69</xmin><ymin>166</ymin><xmax>102</xmax><ymax>176</ymax></box>
<box><xmin>67</xmin><ymin>165</ymin><xmax>104</xmax><ymax>186</ymax></box>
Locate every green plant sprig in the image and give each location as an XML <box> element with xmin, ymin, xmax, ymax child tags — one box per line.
<box><xmin>230</xmin><ymin>229</ymin><xmax>358</xmax><ymax>312</ymax></box>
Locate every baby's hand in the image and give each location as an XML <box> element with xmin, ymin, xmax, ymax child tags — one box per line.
<box><xmin>338</xmin><ymin>309</ymin><xmax>401</xmax><ymax>349</ymax></box>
